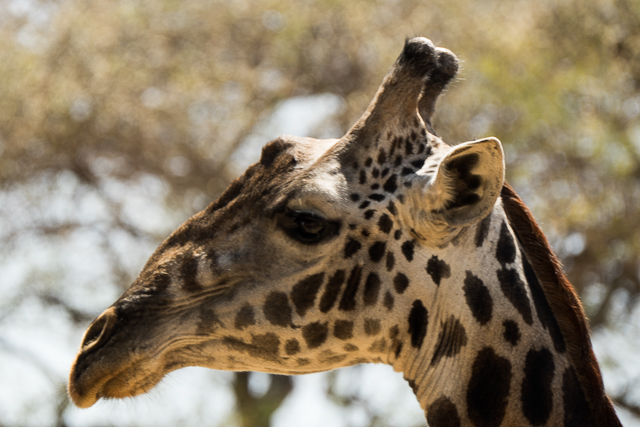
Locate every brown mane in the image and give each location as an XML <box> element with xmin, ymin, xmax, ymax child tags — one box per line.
<box><xmin>501</xmin><ymin>183</ymin><xmax>621</xmax><ymax>427</ymax></box>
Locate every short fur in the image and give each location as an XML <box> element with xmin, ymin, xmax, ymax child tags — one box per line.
<box><xmin>501</xmin><ymin>183</ymin><xmax>621</xmax><ymax>427</ymax></box>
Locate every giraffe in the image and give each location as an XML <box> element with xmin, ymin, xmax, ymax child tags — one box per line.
<box><xmin>68</xmin><ymin>38</ymin><xmax>622</xmax><ymax>426</ymax></box>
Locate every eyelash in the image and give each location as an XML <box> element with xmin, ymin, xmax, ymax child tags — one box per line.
<box><xmin>277</xmin><ymin>210</ymin><xmax>341</xmax><ymax>244</ymax></box>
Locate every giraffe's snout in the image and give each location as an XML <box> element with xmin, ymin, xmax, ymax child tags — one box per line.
<box><xmin>80</xmin><ymin>307</ymin><xmax>118</xmax><ymax>353</ymax></box>
<box><xmin>69</xmin><ymin>307</ymin><xmax>124</xmax><ymax>408</ymax></box>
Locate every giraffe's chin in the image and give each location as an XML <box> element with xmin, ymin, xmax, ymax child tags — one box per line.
<box><xmin>68</xmin><ymin>352</ymin><xmax>171</xmax><ymax>408</ymax></box>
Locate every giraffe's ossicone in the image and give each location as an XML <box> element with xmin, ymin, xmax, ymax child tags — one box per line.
<box><xmin>69</xmin><ymin>38</ymin><xmax>621</xmax><ymax>427</ymax></box>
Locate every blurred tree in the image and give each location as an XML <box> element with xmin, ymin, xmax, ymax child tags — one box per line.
<box><xmin>233</xmin><ymin>373</ymin><xmax>292</xmax><ymax>427</ymax></box>
<box><xmin>1</xmin><ymin>0</ymin><xmax>639</xmax><ymax>425</ymax></box>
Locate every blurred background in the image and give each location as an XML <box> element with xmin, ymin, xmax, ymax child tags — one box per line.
<box><xmin>1</xmin><ymin>0</ymin><xmax>639</xmax><ymax>425</ymax></box>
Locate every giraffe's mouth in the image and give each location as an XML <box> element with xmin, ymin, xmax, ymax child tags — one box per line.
<box><xmin>67</xmin><ymin>306</ymin><xmax>176</xmax><ymax>408</ymax></box>
<box><xmin>69</xmin><ymin>349</ymin><xmax>155</xmax><ymax>408</ymax></box>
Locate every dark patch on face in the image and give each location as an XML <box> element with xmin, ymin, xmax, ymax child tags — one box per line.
<box><xmin>344</xmin><ymin>343</ymin><xmax>358</xmax><ymax>352</ymax></box>
<box><xmin>497</xmin><ymin>267</ymin><xmax>533</xmax><ymax>325</ymax></box>
<box><xmin>319</xmin><ymin>270</ymin><xmax>346</xmax><ymax>313</ymax></box>
<box><xmin>369</xmin><ymin>193</ymin><xmax>386</xmax><ymax>202</ymax></box>
<box><xmin>363</xmin><ymin>272</ymin><xmax>381</xmax><ymax>307</ymax></box>
<box><xmin>401</xmin><ymin>240</ymin><xmax>415</xmax><ymax>261</ymax></box>
<box><xmin>381</xmin><ymin>168</ymin><xmax>390</xmax><ymax>178</ymax></box>
<box><xmin>377</xmin><ymin>213</ymin><xmax>393</xmax><ymax>234</ymax></box>
<box><xmin>387</xmin><ymin>201</ymin><xmax>398</xmax><ymax>216</ymax></box>
<box><xmin>383</xmin><ymin>174</ymin><xmax>398</xmax><ymax>194</ymax></box>
<box><xmin>496</xmin><ymin>221</ymin><xmax>517</xmax><ymax>265</ymax></box>
<box><xmin>522</xmin><ymin>251</ymin><xmax>566</xmax><ymax>353</ymax></box>
<box><xmin>285</xmin><ymin>338</ymin><xmax>300</xmax><ymax>355</ymax></box>
<box><xmin>466</xmin><ymin>347</ymin><xmax>512</xmax><ymax>427</ymax></box>
<box><xmin>408</xmin><ymin>299</ymin><xmax>428</xmax><ymax>349</ymax></box>
<box><xmin>291</xmin><ymin>273</ymin><xmax>325</xmax><ymax>317</ymax></box>
<box><xmin>463</xmin><ymin>271</ymin><xmax>493</xmax><ymax>325</ymax></box>
<box><xmin>386</xmin><ymin>251</ymin><xmax>395</xmax><ymax>271</ymax></box>
<box><xmin>333</xmin><ymin>319</ymin><xmax>354</xmax><ymax>340</ymax></box>
<box><xmin>426</xmin><ymin>255</ymin><xmax>451</xmax><ymax>286</ymax></box>
<box><xmin>377</xmin><ymin>148</ymin><xmax>387</xmax><ymax>165</ymax></box>
<box><xmin>431</xmin><ymin>316</ymin><xmax>468</xmax><ymax>366</ymax></box>
<box><xmin>427</xmin><ymin>396</ymin><xmax>461</xmax><ymax>427</ymax></box>
<box><xmin>361</xmin><ymin>228</ymin><xmax>370</xmax><ymax>237</ymax></box>
<box><xmin>394</xmin><ymin>155</ymin><xmax>403</xmax><ymax>167</ymax></box>
<box><xmin>359</xmin><ymin>200</ymin><xmax>370</xmax><ymax>209</ymax></box>
<box><xmin>263</xmin><ymin>291</ymin><xmax>292</xmax><ymax>327</ymax></box>
<box><xmin>384</xmin><ymin>291</ymin><xmax>394</xmax><ymax>311</ymax></box>
<box><xmin>180</xmin><ymin>256</ymin><xmax>201</xmax><ymax>292</ymax></box>
<box><xmin>393</xmin><ymin>272</ymin><xmax>409</xmax><ymax>294</ymax></box>
<box><xmin>369</xmin><ymin>241</ymin><xmax>386</xmax><ymax>263</ymax></box>
<box><xmin>359</xmin><ymin>170</ymin><xmax>367</xmax><ymax>185</ymax></box>
<box><xmin>521</xmin><ymin>347</ymin><xmax>555</xmax><ymax>425</ymax></box>
<box><xmin>394</xmin><ymin>229</ymin><xmax>402</xmax><ymax>240</ymax></box>
<box><xmin>562</xmin><ymin>366</ymin><xmax>593</xmax><ymax>426</ymax></box>
<box><xmin>344</xmin><ymin>238</ymin><xmax>362</xmax><ymax>259</ymax></box>
<box><xmin>370</xmin><ymin>183</ymin><xmax>380</xmax><ymax>190</ymax></box>
<box><xmin>338</xmin><ymin>265</ymin><xmax>363</xmax><ymax>311</ymax></box>
<box><xmin>350</xmin><ymin>193</ymin><xmax>361</xmax><ymax>202</ymax></box>
<box><xmin>372</xmin><ymin>168</ymin><xmax>380</xmax><ymax>178</ymax></box>
<box><xmin>302</xmin><ymin>321</ymin><xmax>329</xmax><ymax>349</ymax></box>
<box><xmin>364</xmin><ymin>318</ymin><xmax>381</xmax><ymax>336</ymax></box>
<box><xmin>234</xmin><ymin>304</ymin><xmax>255</xmax><ymax>330</ymax></box>
<box><xmin>348</xmin><ymin>224</ymin><xmax>357</xmax><ymax>230</ymax></box>
<box><xmin>475</xmin><ymin>213</ymin><xmax>492</xmax><ymax>248</ymax></box>
<box><xmin>364</xmin><ymin>209</ymin><xmax>376</xmax><ymax>220</ymax></box>
<box><xmin>365</xmin><ymin>157</ymin><xmax>373</xmax><ymax>167</ymax></box>
<box><xmin>502</xmin><ymin>320</ymin><xmax>520</xmax><ymax>346</ymax></box>
<box><xmin>222</xmin><ymin>333</ymin><xmax>281</xmax><ymax>362</ymax></box>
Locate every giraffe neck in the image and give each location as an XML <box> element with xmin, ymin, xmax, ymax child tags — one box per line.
<box><xmin>389</xmin><ymin>203</ymin><xmax>563</xmax><ymax>425</ymax></box>
<box><xmin>388</xmin><ymin>188</ymin><xmax>620</xmax><ymax>426</ymax></box>
<box><xmin>500</xmin><ymin>184</ymin><xmax>621</xmax><ymax>427</ymax></box>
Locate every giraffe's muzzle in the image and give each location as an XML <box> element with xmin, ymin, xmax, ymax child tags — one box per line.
<box><xmin>68</xmin><ymin>307</ymin><xmax>120</xmax><ymax>408</ymax></box>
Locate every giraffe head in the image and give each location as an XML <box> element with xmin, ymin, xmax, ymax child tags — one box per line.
<box><xmin>68</xmin><ymin>38</ymin><xmax>505</xmax><ymax>408</ymax></box>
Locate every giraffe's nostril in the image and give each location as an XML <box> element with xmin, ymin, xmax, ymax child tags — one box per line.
<box><xmin>81</xmin><ymin>307</ymin><xmax>117</xmax><ymax>351</ymax></box>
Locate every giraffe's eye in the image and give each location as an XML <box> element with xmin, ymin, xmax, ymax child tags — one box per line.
<box><xmin>277</xmin><ymin>210</ymin><xmax>340</xmax><ymax>244</ymax></box>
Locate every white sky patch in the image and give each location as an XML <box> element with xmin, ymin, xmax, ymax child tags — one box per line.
<box><xmin>229</xmin><ymin>93</ymin><xmax>345</xmax><ymax>175</ymax></box>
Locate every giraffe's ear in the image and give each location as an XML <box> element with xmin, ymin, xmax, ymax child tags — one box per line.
<box><xmin>406</xmin><ymin>138</ymin><xmax>504</xmax><ymax>235</ymax></box>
